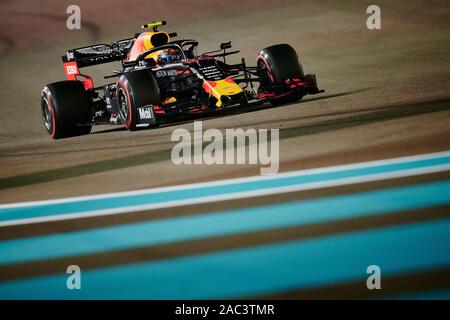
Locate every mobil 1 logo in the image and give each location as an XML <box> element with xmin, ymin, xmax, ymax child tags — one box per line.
<box><xmin>137</xmin><ymin>105</ymin><xmax>156</xmax><ymax>126</ymax></box>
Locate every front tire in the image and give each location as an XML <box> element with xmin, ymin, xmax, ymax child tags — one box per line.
<box><xmin>41</xmin><ymin>81</ymin><xmax>92</xmax><ymax>139</ymax></box>
<box><xmin>116</xmin><ymin>69</ymin><xmax>161</xmax><ymax>131</ymax></box>
<box><xmin>257</xmin><ymin>44</ymin><xmax>305</xmax><ymax>105</ymax></box>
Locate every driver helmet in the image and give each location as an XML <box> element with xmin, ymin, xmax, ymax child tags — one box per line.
<box><xmin>157</xmin><ymin>49</ymin><xmax>181</xmax><ymax>64</ymax></box>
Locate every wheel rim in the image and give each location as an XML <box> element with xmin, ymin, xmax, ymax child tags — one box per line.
<box><xmin>257</xmin><ymin>59</ymin><xmax>273</xmax><ymax>84</ymax></box>
<box><xmin>41</xmin><ymin>97</ymin><xmax>53</xmax><ymax>134</ymax></box>
<box><xmin>118</xmin><ymin>87</ymin><xmax>129</xmax><ymax>122</ymax></box>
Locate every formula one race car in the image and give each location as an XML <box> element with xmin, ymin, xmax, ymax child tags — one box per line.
<box><xmin>41</xmin><ymin>21</ymin><xmax>322</xmax><ymax>139</ymax></box>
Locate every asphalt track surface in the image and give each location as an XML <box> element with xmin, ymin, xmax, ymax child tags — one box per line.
<box><xmin>0</xmin><ymin>0</ymin><xmax>449</xmax><ymax>299</ymax></box>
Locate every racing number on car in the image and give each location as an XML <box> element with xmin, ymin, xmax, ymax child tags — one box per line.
<box><xmin>65</xmin><ymin>65</ymin><xmax>78</xmax><ymax>75</ymax></box>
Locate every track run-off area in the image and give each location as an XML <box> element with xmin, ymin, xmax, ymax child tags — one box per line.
<box><xmin>0</xmin><ymin>151</ymin><xmax>449</xmax><ymax>299</ymax></box>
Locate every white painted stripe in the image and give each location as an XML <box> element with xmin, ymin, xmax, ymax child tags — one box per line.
<box><xmin>1</xmin><ymin>163</ymin><xmax>449</xmax><ymax>227</ymax></box>
<box><xmin>0</xmin><ymin>150</ymin><xmax>449</xmax><ymax>209</ymax></box>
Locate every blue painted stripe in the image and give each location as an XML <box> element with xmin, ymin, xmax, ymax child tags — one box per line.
<box><xmin>387</xmin><ymin>287</ymin><xmax>450</xmax><ymax>300</ymax></box>
<box><xmin>1</xmin><ymin>218</ymin><xmax>449</xmax><ymax>299</ymax></box>
<box><xmin>1</xmin><ymin>153</ymin><xmax>450</xmax><ymax>222</ymax></box>
<box><xmin>1</xmin><ymin>180</ymin><xmax>449</xmax><ymax>266</ymax></box>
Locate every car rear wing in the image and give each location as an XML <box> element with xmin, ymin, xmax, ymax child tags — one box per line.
<box><xmin>61</xmin><ymin>38</ymin><xmax>133</xmax><ymax>83</ymax></box>
<box><xmin>62</xmin><ymin>38</ymin><xmax>133</xmax><ymax>67</ymax></box>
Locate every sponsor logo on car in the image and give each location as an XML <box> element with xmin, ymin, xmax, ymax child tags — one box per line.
<box><xmin>138</xmin><ymin>106</ymin><xmax>154</xmax><ymax>120</ymax></box>
<box><xmin>155</xmin><ymin>70</ymin><xmax>178</xmax><ymax>77</ymax></box>
<box><xmin>162</xmin><ymin>97</ymin><xmax>177</xmax><ymax>105</ymax></box>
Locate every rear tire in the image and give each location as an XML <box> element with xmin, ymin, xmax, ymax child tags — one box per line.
<box><xmin>116</xmin><ymin>69</ymin><xmax>161</xmax><ymax>131</ymax></box>
<box><xmin>41</xmin><ymin>81</ymin><xmax>92</xmax><ymax>139</ymax></box>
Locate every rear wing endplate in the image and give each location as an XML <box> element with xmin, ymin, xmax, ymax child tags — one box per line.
<box><xmin>61</xmin><ymin>38</ymin><xmax>133</xmax><ymax>84</ymax></box>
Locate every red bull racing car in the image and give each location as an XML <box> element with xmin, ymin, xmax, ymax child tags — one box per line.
<box><xmin>41</xmin><ymin>21</ymin><xmax>322</xmax><ymax>139</ymax></box>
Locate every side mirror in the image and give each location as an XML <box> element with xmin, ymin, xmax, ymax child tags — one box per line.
<box><xmin>220</xmin><ymin>42</ymin><xmax>232</xmax><ymax>50</ymax></box>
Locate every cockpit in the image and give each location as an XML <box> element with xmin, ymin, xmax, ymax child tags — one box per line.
<box><xmin>125</xmin><ymin>25</ymin><xmax>198</xmax><ymax>66</ymax></box>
